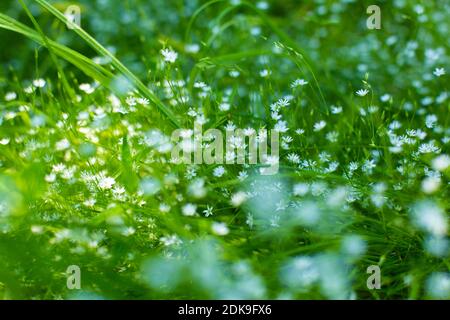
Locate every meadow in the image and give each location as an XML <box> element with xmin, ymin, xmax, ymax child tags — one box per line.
<box><xmin>0</xmin><ymin>0</ymin><xmax>448</xmax><ymax>299</ymax></box>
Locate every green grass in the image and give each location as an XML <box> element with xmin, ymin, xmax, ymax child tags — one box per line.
<box><xmin>0</xmin><ymin>0</ymin><xmax>448</xmax><ymax>299</ymax></box>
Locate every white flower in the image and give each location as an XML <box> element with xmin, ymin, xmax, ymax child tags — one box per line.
<box><xmin>137</xmin><ymin>97</ymin><xmax>149</xmax><ymax>105</ymax></box>
<box><xmin>122</xmin><ymin>227</ymin><xmax>135</xmax><ymax>236</ymax></box>
<box><xmin>52</xmin><ymin>163</ymin><xmax>66</xmax><ymax>173</ymax></box>
<box><xmin>83</xmin><ymin>198</ymin><xmax>96</xmax><ymax>207</ymax></box>
<box><xmin>276</xmin><ymin>98</ymin><xmax>291</xmax><ymax>107</ymax></box>
<box><xmin>411</xmin><ymin>201</ymin><xmax>447</xmax><ymax>236</ymax></box>
<box><xmin>313</xmin><ymin>120</ymin><xmax>326</xmax><ymax>132</ymax></box>
<box><xmin>219</xmin><ymin>102</ymin><xmax>230</xmax><ymax>111</ymax></box>
<box><xmin>259</xmin><ymin>69</ymin><xmax>271</xmax><ymax>77</ymax></box>
<box><xmin>185</xmin><ymin>43</ymin><xmax>200</xmax><ymax>53</ymax></box>
<box><xmin>356</xmin><ymin>89</ymin><xmax>369</xmax><ymax>96</ymax></box>
<box><xmin>213</xmin><ymin>166</ymin><xmax>226</xmax><ymax>177</ymax></box>
<box><xmin>418</xmin><ymin>141</ymin><xmax>440</xmax><ymax>154</ymax></box>
<box><xmin>274</xmin><ymin>120</ymin><xmax>289</xmax><ymax>132</ymax></box>
<box><xmin>79</xmin><ymin>83</ymin><xmax>95</xmax><ymax>94</ymax></box>
<box><xmin>331</xmin><ymin>105</ymin><xmax>342</xmax><ymax>114</ymax></box>
<box><xmin>45</xmin><ymin>173</ymin><xmax>56</xmax><ymax>183</ymax></box>
<box><xmin>4</xmin><ymin>92</ymin><xmax>17</xmax><ymax>101</ymax></box>
<box><xmin>159</xmin><ymin>203</ymin><xmax>171</xmax><ymax>213</ymax></box>
<box><xmin>160</xmin><ymin>234</ymin><xmax>182</xmax><ymax>246</ymax></box>
<box><xmin>341</xmin><ymin>235</ymin><xmax>367</xmax><ymax>257</ymax></box>
<box><xmin>291</xmin><ymin>79</ymin><xmax>308</xmax><ymax>88</ymax></box>
<box><xmin>293</xmin><ymin>183</ymin><xmax>309</xmax><ymax>196</ymax></box>
<box><xmin>349</xmin><ymin>161</ymin><xmax>359</xmax><ymax>171</ymax></box>
<box><xmin>256</xmin><ymin>1</ymin><xmax>269</xmax><ymax>10</ymax></box>
<box><xmin>160</xmin><ymin>48</ymin><xmax>178</xmax><ymax>63</ymax></box>
<box><xmin>212</xmin><ymin>222</ymin><xmax>229</xmax><ymax>236</ymax></box>
<box><xmin>55</xmin><ymin>138</ymin><xmax>70</xmax><ymax>151</ymax></box>
<box><xmin>33</xmin><ymin>78</ymin><xmax>46</xmax><ymax>88</ymax></box>
<box><xmin>203</xmin><ymin>205</ymin><xmax>214</xmax><ymax>217</ymax></box>
<box><xmin>98</xmin><ymin>176</ymin><xmax>116</xmax><ymax>190</ymax></box>
<box><xmin>182</xmin><ymin>203</ymin><xmax>197</xmax><ymax>216</ymax></box>
<box><xmin>287</xmin><ymin>153</ymin><xmax>300</xmax><ymax>164</ymax></box>
<box><xmin>238</xmin><ymin>170</ymin><xmax>248</xmax><ymax>181</ymax></box>
<box><xmin>229</xmin><ymin>70</ymin><xmax>240</xmax><ymax>78</ymax></box>
<box><xmin>231</xmin><ymin>191</ymin><xmax>247</xmax><ymax>207</ymax></box>
<box><xmin>421</xmin><ymin>177</ymin><xmax>441</xmax><ymax>194</ymax></box>
<box><xmin>380</xmin><ymin>94</ymin><xmax>391</xmax><ymax>102</ymax></box>
<box><xmin>425</xmin><ymin>114</ymin><xmax>438</xmax><ymax>128</ymax></box>
<box><xmin>224</xmin><ymin>121</ymin><xmax>236</xmax><ymax>131</ymax></box>
<box><xmin>433</xmin><ymin>67</ymin><xmax>445</xmax><ymax>77</ymax></box>
<box><xmin>362</xmin><ymin>159</ymin><xmax>376</xmax><ymax>174</ymax></box>
<box><xmin>432</xmin><ymin>154</ymin><xmax>450</xmax><ymax>171</ymax></box>
<box><xmin>243</xmin><ymin>128</ymin><xmax>256</xmax><ymax>136</ymax></box>
<box><xmin>194</xmin><ymin>81</ymin><xmax>207</xmax><ymax>89</ymax></box>
<box><xmin>125</xmin><ymin>96</ymin><xmax>137</xmax><ymax>106</ymax></box>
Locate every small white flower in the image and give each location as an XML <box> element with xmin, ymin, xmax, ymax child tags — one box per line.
<box><xmin>313</xmin><ymin>120</ymin><xmax>326</xmax><ymax>132</ymax></box>
<box><xmin>83</xmin><ymin>198</ymin><xmax>96</xmax><ymax>207</ymax></box>
<box><xmin>349</xmin><ymin>162</ymin><xmax>359</xmax><ymax>172</ymax></box>
<box><xmin>433</xmin><ymin>67</ymin><xmax>445</xmax><ymax>77</ymax></box>
<box><xmin>231</xmin><ymin>191</ymin><xmax>247</xmax><ymax>207</ymax></box>
<box><xmin>98</xmin><ymin>176</ymin><xmax>116</xmax><ymax>190</ymax></box>
<box><xmin>160</xmin><ymin>234</ymin><xmax>182</xmax><ymax>246</ymax></box>
<box><xmin>331</xmin><ymin>105</ymin><xmax>342</xmax><ymax>114</ymax></box>
<box><xmin>293</xmin><ymin>183</ymin><xmax>309</xmax><ymax>196</ymax></box>
<box><xmin>79</xmin><ymin>83</ymin><xmax>95</xmax><ymax>94</ymax></box>
<box><xmin>203</xmin><ymin>205</ymin><xmax>214</xmax><ymax>217</ymax></box>
<box><xmin>137</xmin><ymin>97</ymin><xmax>149</xmax><ymax>105</ymax></box>
<box><xmin>185</xmin><ymin>43</ymin><xmax>200</xmax><ymax>53</ymax></box>
<box><xmin>425</xmin><ymin>114</ymin><xmax>438</xmax><ymax>128</ymax></box>
<box><xmin>4</xmin><ymin>92</ymin><xmax>17</xmax><ymax>101</ymax></box>
<box><xmin>160</xmin><ymin>48</ymin><xmax>178</xmax><ymax>63</ymax></box>
<box><xmin>256</xmin><ymin>1</ymin><xmax>269</xmax><ymax>10</ymax></box>
<box><xmin>259</xmin><ymin>69</ymin><xmax>271</xmax><ymax>77</ymax></box>
<box><xmin>287</xmin><ymin>153</ymin><xmax>300</xmax><ymax>164</ymax></box>
<box><xmin>122</xmin><ymin>227</ymin><xmax>135</xmax><ymax>236</ymax></box>
<box><xmin>45</xmin><ymin>173</ymin><xmax>56</xmax><ymax>183</ymax></box>
<box><xmin>219</xmin><ymin>102</ymin><xmax>230</xmax><ymax>111</ymax></box>
<box><xmin>229</xmin><ymin>70</ymin><xmax>240</xmax><ymax>78</ymax></box>
<box><xmin>411</xmin><ymin>201</ymin><xmax>447</xmax><ymax>236</ymax></box>
<box><xmin>238</xmin><ymin>170</ymin><xmax>248</xmax><ymax>181</ymax></box>
<box><xmin>418</xmin><ymin>141</ymin><xmax>440</xmax><ymax>154</ymax></box>
<box><xmin>356</xmin><ymin>89</ymin><xmax>369</xmax><ymax>96</ymax></box>
<box><xmin>432</xmin><ymin>154</ymin><xmax>450</xmax><ymax>171</ymax></box>
<box><xmin>212</xmin><ymin>222</ymin><xmax>229</xmax><ymax>236</ymax></box>
<box><xmin>274</xmin><ymin>120</ymin><xmax>289</xmax><ymax>132</ymax></box>
<box><xmin>182</xmin><ymin>203</ymin><xmax>197</xmax><ymax>216</ymax></box>
<box><xmin>126</xmin><ymin>96</ymin><xmax>136</xmax><ymax>106</ymax></box>
<box><xmin>380</xmin><ymin>94</ymin><xmax>391</xmax><ymax>102</ymax></box>
<box><xmin>421</xmin><ymin>177</ymin><xmax>441</xmax><ymax>194</ymax></box>
<box><xmin>33</xmin><ymin>78</ymin><xmax>46</xmax><ymax>88</ymax></box>
<box><xmin>213</xmin><ymin>166</ymin><xmax>226</xmax><ymax>177</ymax></box>
<box><xmin>55</xmin><ymin>138</ymin><xmax>70</xmax><ymax>151</ymax></box>
<box><xmin>52</xmin><ymin>163</ymin><xmax>66</xmax><ymax>173</ymax></box>
<box><xmin>362</xmin><ymin>159</ymin><xmax>376</xmax><ymax>174</ymax></box>
<box><xmin>291</xmin><ymin>79</ymin><xmax>308</xmax><ymax>88</ymax></box>
<box><xmin>159</xmin><ymin>203</ymin><xmax>171</xmax><ymax>213</ymax></box>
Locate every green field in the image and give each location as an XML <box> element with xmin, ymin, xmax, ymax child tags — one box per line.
<box><xmin>0</xmin><ymin>0</ymin><xmax>448</xmax><ymax>299</ymax></box>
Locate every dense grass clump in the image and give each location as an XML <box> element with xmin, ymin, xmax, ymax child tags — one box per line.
<box><xmin>0</xmin><ymin>0</ymin><xmax>448</xmax><ymax>299</ymax></box>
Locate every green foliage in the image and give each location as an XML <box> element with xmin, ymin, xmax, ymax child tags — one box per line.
<box><xmin>0</xmin><ymin>0</ymin><xmax>449</xmax><ymax>300</ymax></box>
